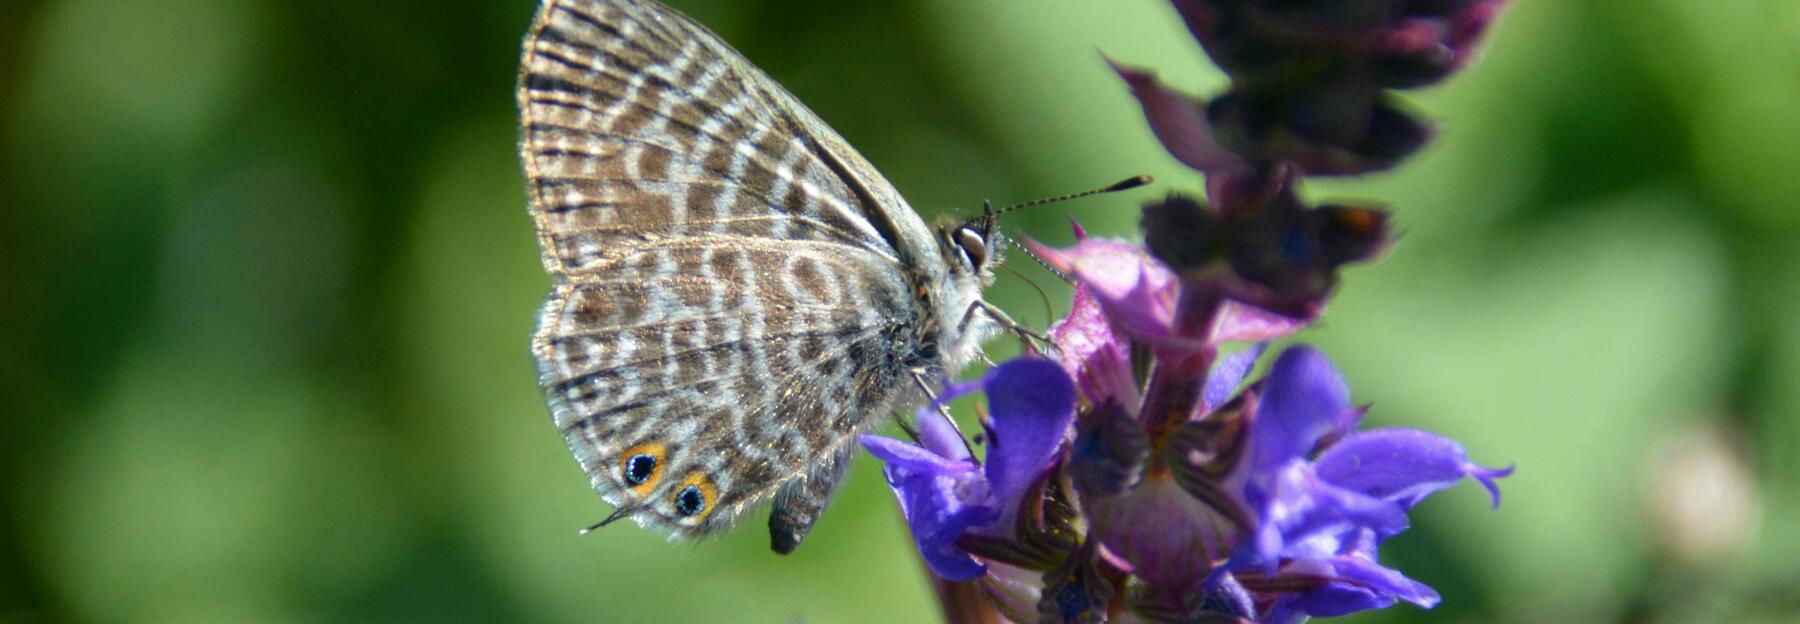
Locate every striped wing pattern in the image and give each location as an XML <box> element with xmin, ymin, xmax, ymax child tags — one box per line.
<box><xmin>519</xmin><ymin>0</ymin><xmax>935</xmax><ymax>538</ymax></box>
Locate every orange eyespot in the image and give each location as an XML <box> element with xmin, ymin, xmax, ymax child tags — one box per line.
<box><xmin>618</xmin><ymin>443</ymin><xmax>666</xmax><ymax>495</ymax></box>
<box><xmin>671</xmin><ymin>472</ymin><xmax>717</xmax><ymax>522</ymax></box>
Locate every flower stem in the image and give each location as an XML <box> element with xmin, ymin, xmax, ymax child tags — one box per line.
<box><xmin>1142</xmin><ymin>287</ymin><xmax>1225</xmax><ymax>452</ymax></box>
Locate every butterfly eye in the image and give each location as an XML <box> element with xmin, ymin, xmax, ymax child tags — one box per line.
<box><xmin>624</xmin><ymin>454</ymin><xmax>657</xmax><ymax>485</ymax></box>
<box><xmin>954</xmin><ymin>227</ymin><xmax>987</xmax><ymax>269</ymax></box>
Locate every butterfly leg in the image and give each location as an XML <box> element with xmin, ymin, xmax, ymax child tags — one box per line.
<box><xmin>769</xmin><ymin>447</ymin><xmax>851</xmax><ymax>554</ymax></box>
<box><xmin>911</xmin><ymin>369</ymin><xmax>978</xmax><ymax>462</ymax></box>
<box><xmin>962</xmin><ymin>300</ymin><xmax>1057</xmax><ymax>358</ymax></box>
<box><xmin>894</xmin><ymin>413</ymin><xmax>925</xmax><ymax>444</ymax></box>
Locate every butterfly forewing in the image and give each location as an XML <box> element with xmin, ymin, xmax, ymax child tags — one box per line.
<box><xmin>519</xmin><ymin>0</ymin><xmax>959</xmax><ymax>543</ymax></box>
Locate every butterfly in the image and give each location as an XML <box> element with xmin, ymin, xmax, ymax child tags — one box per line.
<box><xmin>516</xmin><ymin>0</ymin><xmax>1003</xmax><ymax>553</ymax></box>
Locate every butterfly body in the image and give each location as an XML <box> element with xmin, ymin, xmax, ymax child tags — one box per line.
<box><xmin>518</xmin><ymin>0</ymin><xmax>998</xmax><ymax>551</ymax></box>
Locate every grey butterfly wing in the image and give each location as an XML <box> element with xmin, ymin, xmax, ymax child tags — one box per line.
<box><xmin>518</xmin><ymin>0</ymin><xmax>942</xmax><ymax>542</ymax></box>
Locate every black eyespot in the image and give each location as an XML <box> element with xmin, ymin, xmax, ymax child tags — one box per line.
<box><xmin>624</xmin><ymin>454</ymin><xmax>656</xmax><ymax>485</ymax></box>
<box><xmin>674</xmin><ymin>485</ymin><xmax>706</xmax><ymax>517</ymax></box>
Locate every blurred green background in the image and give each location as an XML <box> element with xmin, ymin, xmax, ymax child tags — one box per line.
<box><xmin>4</xmin><ymin>0</ymin><xmax>1798</xmax><ymax>622</ymax></box>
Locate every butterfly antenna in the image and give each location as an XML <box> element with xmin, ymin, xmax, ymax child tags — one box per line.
<box><xmin>1016</xmin><ymin>244</ymin><xmax>1070</xmax><ymax>283</ymax></box>
<box><xmin>991</xmin><ymin>175</ymin><xmax>1152</xmax><ymax>217</ymax></box>
<box><xmin>984</xmin><ymin>175</ymin><xmax>1152</xmax><ymax>282</ymax></box>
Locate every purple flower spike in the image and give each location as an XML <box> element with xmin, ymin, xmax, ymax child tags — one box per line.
<box><xmin>859</xmin><ymin>358</ymin><xmax>1079</xmax><ymax>581</ymax></box>
<box><xmin>868</xmin><ymin>0</ymin><xmax>1518</xmax><ymax>617</ymax></box>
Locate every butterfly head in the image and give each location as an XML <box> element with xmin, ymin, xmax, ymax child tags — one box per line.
<box><xmin>924</xmin><ymin>207</ymin><xmax>1007</xmax><ymax>375</ymax></box>
<box><xmin>938</xmin><ymin>203</ymin><xmax>1005</xmax><ymax>282</ymax></box>
<box><xmin>939</xmin><ymin>176</ymin><xmax>1153</xmax><ymax>280</ymax></box>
